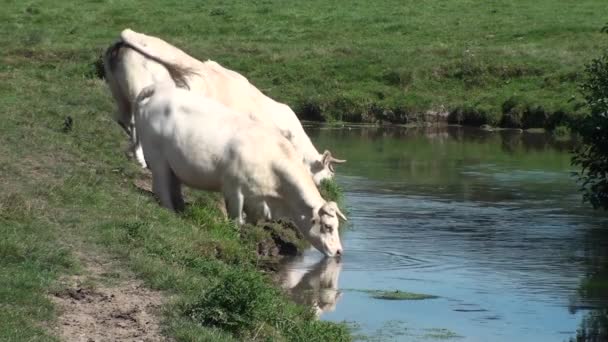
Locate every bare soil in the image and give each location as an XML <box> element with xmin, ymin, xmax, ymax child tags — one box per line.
<box><xmin>50</xmin><ymin>250</ymin><xmax>168</xmax><ymax>342</ymax></box>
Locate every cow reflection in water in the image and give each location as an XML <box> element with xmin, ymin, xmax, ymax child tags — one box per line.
<box><xmin>279</xmin><ymin>257</ymin><xmax>343</xmax><ymax>317</ymax></box>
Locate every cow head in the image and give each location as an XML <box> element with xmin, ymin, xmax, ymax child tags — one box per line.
<box><xmin>311</xmin><ymin>150</ymin><xmax>346</xmax><ymax>185</ymax></box>
<box><xmin>309</xmin><ymin>201</ymin><xmax>346</xmax><ymax>257</ymax></box>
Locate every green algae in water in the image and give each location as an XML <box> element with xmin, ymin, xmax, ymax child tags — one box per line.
<box><xmin>346</xmin><ymin>288</ymin><xmax>438</xmax><ymax>300</ymax></box>
<box><xmin>369</xmin><ymin>290</ymin><xmax>438</xmax><ymax>300</ymax></box>
<box><xmin>422</xmin><ymin>328</ymin><xmax>463</xmax><ymax>340</ymax></box>
<box><xmin>350</xmin><ymin>320</ymin><xmax>462</xmax><ymax>341</ymax></box>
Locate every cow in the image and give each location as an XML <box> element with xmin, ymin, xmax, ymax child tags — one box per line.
<box><xmin>134</xmin><ymin>82</ymin><xmax>346</xmax><ymax>257</ymax></box>
<box><xmin>279</xmin><ymin>256</ymin><xmax>343</xmax><ymax>317</ymax></box>
<box><xmin>102</xmin><ymin>28</ymin><xmax>346</xmax><ymax>185</ymax></box>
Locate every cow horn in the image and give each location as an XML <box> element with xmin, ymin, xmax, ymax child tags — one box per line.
<box><xmin>335</xmin><ymin>207</ymin><xmax>347</xmax><ymax>221</ymax></box>
<box><xmin>322</xmin><ymin>150</ymin><xmax>347</xmax><ymax>166</ymax></box>
<box><xmin>329</xmin><ymin>156</ymin><xmax>347</xmax><ymax>164</ymax></box>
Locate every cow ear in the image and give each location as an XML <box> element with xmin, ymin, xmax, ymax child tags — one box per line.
<box><xmin>319</xmin><ymin>203</ymin><xmax>336</xmax><ymax>218</ymax></box>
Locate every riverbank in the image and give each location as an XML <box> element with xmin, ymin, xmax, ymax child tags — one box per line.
<box><xmin>1</xmin><ymin>3</ymin><xmax>349</xmax><ymax>339</ymax></box>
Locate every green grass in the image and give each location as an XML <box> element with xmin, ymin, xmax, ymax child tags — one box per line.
<box><xmin>0</xmin><ymin>120</ymin><xmax>350</xmax><ymax>340</ymax></box>
<box><xmin>319</xmin><ymin>179</ymin><xmax>345</xmax><ymax>206</ymax></box>
<box><xmin>3</xmin><ymin>1</ymin><xmax>604</xmax><ymax>128</ymax></box>
<box><xmin>0</xmin><ymin>215</ymin><xmax>73</xmax><ymax>341</ymax></box>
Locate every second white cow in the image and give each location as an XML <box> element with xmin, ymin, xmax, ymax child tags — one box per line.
<box><xmin>134</xmin><ymin>82</ymin><xmax>346</xmax><ymax>257</ymax></box>
<box><xmin>103</xmin><ymin>29</ymin><xmax>345</xmax><ymax>185</ymax></box>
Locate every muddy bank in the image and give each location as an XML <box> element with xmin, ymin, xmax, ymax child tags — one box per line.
<box><xmin>50</xmin><ymin>251</ymin><xmax>167</xmax><ymax>342</ymax></box>
<box><xmin>296</xmin><ymin>97</ymin><xmax>578</xmax><ymax>132</ymax></box>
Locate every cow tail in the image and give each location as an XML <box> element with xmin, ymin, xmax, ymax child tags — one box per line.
<box><xmin>103</xmin><ymin>41</ymin><xmax>133</xmax><ymax>135</ymax></box>
<box><xmin>116</xmin><ymin>40</ymin><xmax>196</xmax><ymax>90</ymax></box>
<box><xmin>103</xmin><ymin>40</ymin><xmax>124</xmax><ymax>72</ymax></box>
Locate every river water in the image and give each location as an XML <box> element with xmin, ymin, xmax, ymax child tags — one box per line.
<box><xmin>278</xmin><ymin>125</ymin><xmax>608</xmax><ymax>342</ymax></box>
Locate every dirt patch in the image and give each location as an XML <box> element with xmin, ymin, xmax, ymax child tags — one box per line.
<box><xmin>133</xmin><ymin>175</ymin><xmax>154</xmax><ymax>195</ymax></box>
<box><xmin>50</xmin><ymin>250</ymin><xmax>168</xmax><ymax>342</ymax></box>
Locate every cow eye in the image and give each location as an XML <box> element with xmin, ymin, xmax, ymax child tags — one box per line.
<box><xmin>324</xmin><ymin>224</ymin><xmax>333</xmax><ymax>232</ymax></box>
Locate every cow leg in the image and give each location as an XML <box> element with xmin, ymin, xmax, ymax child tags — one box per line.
<box><xmin>168</xmin><ymin>167</ymin><xmax>184</xmax><ymax>212</ymax></box>
<box><xmin>127</xmin><ymin>141</ymin><xmax>148</xmax><ymax>168</ymax></box>
<box><xmin>151</xmin><ymin>162</ymin><xmax>176</xmax><ymax>211</ymax></box>
<box><xmin>261</xmin><ymin>201</ymin><xmax>272</xmax><ymax>221</ymax></box>
<box><xmin>224</xmin><ymin>187</ymin><xmax>244</xmax><ymax>225</ymax></box>
<box><xmin>242</xmin><ymin>202</ymin><xmax>254</xmax><ymax>224</ymax></box>
<box><xmin>243</xmin><ymin>201</ymin><xmax>258</xmax><ymax>224</ymax></box>
<box><xmin>134</xmin><ymin>144</ymin><xmax>147</xmax><ymax>168</ymax></box>
<box><xmin>243</xmin><ymin>199</ymin><xmax>271</xmax><ymax>224</ymax></box>
<box><xmin>130</xmin><ymin>124</ymin><xmax>148</xmax><ymax>168</ymax></box>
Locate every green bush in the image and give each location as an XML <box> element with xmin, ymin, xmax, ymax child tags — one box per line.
<box><xmin>572</xmin><ymin>52</ymin><xmax>608</xmax><ymax>210</ymax></box>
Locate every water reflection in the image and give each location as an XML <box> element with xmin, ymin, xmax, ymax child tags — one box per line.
<box><xmin>278</xmin><ymin>256</ymin><xmax>343</xmax><ymax>317</ymax></box>
<box><xmin>307</xmin><ymin>124</ymin><xmax>576</xmax><ymax>154</ymax></box>
<box><xmin>570</xmin><ymin>223</ymin><xmax>608</xmax><ymax>342</ymax></box>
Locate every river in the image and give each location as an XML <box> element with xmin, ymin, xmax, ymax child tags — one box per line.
<box><xmin>278</xmin><ymin>125</ymin><xmax>608</xmax><ymax>342</ymax></box>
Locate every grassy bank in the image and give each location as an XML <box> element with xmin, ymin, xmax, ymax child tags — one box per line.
<box><xmin>3</xmin><ymin>1</ymin><xmax>604</xmax><ymax>129</ymax></box>
<box><xmin>0</xmin><ymin>88</ymin><xmax>349</xmax><ymax>340</ymax></box>
<box><xmin>0</xmin><ymin>1</ymin><xmax>351</xmax><ymax>340</ymax></box>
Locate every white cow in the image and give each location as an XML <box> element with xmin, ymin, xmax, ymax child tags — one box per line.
<box><xmin>103</xmin><ymin>29</ymin><xmax>345</xmax><ymax>185</ymax></box>
<box><xmin>134</xmin><ymin>82</ymin><xmax>346</xmax><ymax>257</ymax></box>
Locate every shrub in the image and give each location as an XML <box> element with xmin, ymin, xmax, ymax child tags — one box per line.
<box><xmin>572</xmin><ymin>52</ymin><xmax>608</xmax><ymax>210</ymax></box>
